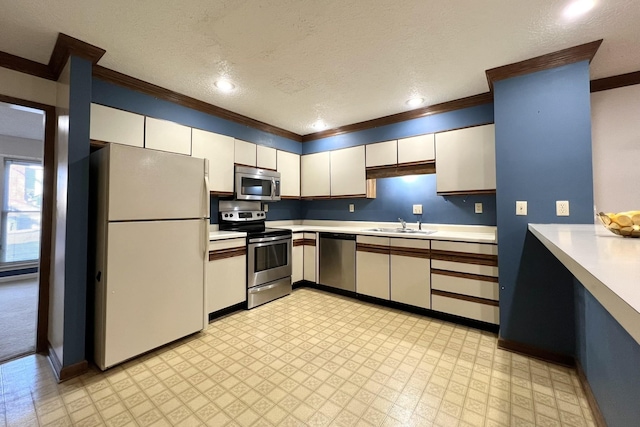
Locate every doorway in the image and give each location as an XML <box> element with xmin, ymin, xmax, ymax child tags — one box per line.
<box><xmin>0</xmin><ymin>101</ymin><xmax>45</xmax><ymax>363</ymax></box>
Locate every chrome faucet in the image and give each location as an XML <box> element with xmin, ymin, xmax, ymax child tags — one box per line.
<box><xmin>398</xmin><ymin>218</ymin><xmax>406</xmax><ymax>229</ymax></box>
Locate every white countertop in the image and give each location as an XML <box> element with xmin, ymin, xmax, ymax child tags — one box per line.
<box><xmin>529</xmin><ymin>224</ymin><xmax>640</xmax><ymax>345</ymax></box>
<box><xmin>271</xmin><ymin>221</ymin><xmax>497</xmax><ymax>244</ymax></box>
<box><xmin>209</xmin><ymin>230</ymin><xmax>246</xmax><ymax>241</ymax></box>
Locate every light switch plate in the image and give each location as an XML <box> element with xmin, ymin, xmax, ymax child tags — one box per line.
<box><xmin>516</xmin><ymin>201</ymin><xmax>527</xmax><ymax>216</ymax></box>
<box><xmin>413</xmin><ymin>204</ymin><xmax>422</xmax><ymax>214</ymax></box>
<box><xmin>475</xmin><ymin>203</ymin><xmax>483</xmax><ymax>214</ymax></box>
<box><xmin>263</xmin><ymin>204</ymin><xmax>269</xmax><ymax>212</ymax></box>
<box><xmin>349</xmin><ymin>204</ymin><xmax>355</xmax><ymax>212</ymax></box>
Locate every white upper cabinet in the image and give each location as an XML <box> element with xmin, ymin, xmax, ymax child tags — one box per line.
<box><xmin>301</xmin><ymin>152</ymin><xmax>330</xmax><ymax>197</ymax></box>
<box><xmin>398</xmin><ymin>133</ymin><xmax>435</xmax><ymax>164</ymax></box>
<box><xmin>366</xmin><ymin>140</ymin><xmax>397</xmax><ymax>167</ymax></box>
<box><xmin>90</xmin><ymin>104</ymin><xmax>144</xmax><ymax>147</ymax></box>
<box><xmin>257</xmin><ymin>145</ymin><xmax>277</xmax><ymax>170</ymax></box>
<box><xmin>330</xmin><ymin>146</ymin><xmax>366</xmax><ymax>197</ymax></box>
<box><xmin>191</xmin><ymin>129</ymin><xmax>234</xmax><ymax>194</ymax></box>
<box><xmin>234</xmin><ymin>139</ymin><xmax>257</xmax><ymax>166</ymax></box>
<box><xmin>277</xmin><ymin>150</ymin><xmax>300</xmax><ymax>198</ymax></box>
<box><xmin>435</xmin><ymin>124</ymin><xmax>496</xmax><ymax>194</ymax></box>
<box><xmin>145</xmin><ymin>117</ymin><xmax>192</xmax><ymax>155</ymax></box>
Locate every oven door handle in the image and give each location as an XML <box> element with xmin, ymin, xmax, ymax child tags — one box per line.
<box><xmin>248</xmin><ymin>235</ymin><xmax>291</xmax><ymax>244</ymax></box>
<box><xmin>250</xmin><ymin>282</ymin><xmax>280</xmax><ymax>293</ymax></box>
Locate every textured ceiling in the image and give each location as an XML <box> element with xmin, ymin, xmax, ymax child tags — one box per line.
<box><xmin>0</xmin><ymin>0</ymin><xmax>639</xmax><ymax>136</ymax></box>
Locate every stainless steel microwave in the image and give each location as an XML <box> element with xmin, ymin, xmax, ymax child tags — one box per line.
<box><xmin>234</xmin><ymin>166</ymin><xmax>281</xmax><ymax>201</ymax></box>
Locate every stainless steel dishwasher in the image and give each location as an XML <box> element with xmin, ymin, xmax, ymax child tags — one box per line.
<box><xmin>319</xmin><ymin>233</ymin><xmax>356</xmax><ymax>291</ymax></box>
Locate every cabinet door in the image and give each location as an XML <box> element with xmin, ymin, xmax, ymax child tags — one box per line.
<box><xmin>90</xmin><ymin>104</ymin><xmax>144</xmax><ymax>147</ymax></box>
<box><xmin>257</xmin><ymin>145</ymin><xmax>277</xmax><ymax>170</ymax></box>
<box><xmin>145</xmin><ymin>117</ymin><xmax>192</xmax><ymax>155</ymax></box>
<box><xmin>292</xmin><ymin>233</ymin><xmax>304</xmax><ymax>283</ymax></box>
<box><xmin>356</xmin><ymin>236</ymin><xmax>389</xmax><ymax>299</ymax></box>
<box><xmin>390</xmin><ymin>238</ymin><xmax>430</xmax><ymax>309</ymax></box>
<box><xmin>330</xmin><ymin>146</ymin><xmax>366</xmax><ymax>197</ymax></box>
<box><xmin>435</xmin><ymin>124</ymin><xmax>496</xmax><ymax>194</ymax></box>
<box><xmin>191</xmin><ymin>129</ymin><xmax>234</xmax><ymax>194</ymax></box>
<box><xmin>235</xmin><ymin>139</ymin><xmax>257</xmax><ymax>166</ymax></box>
<box><xmin>366</xmin><ymin>140</ymin><xmax>397</xmax><ymax>167</ymax></box>
<box><xmin>301</xmin><ymin>152</ymin><xmax>330</xmax><ymax>198</ymax></box>
<box><xmin>303</xmin><ymin>233</ymin><xmax>316</xmax><ymax>282</ymax></box>
<box><xmin>398</xmin><ymin>134</ymin><xmax>435</xmax><ymax>164</ymax></box>
<box><xmin>277</xmin><ymin>150</ymin><xmax>300</xmax><ymax>198</ymax></box>
<box><xmin>207</xmin><ymin>239</ymin><xmax>247</xmax><ymax>314</ymax></box>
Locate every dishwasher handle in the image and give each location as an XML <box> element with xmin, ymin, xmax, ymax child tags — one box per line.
<box><xmin>319</xmin><ymin>232</ymin><xmax>356</xmax><ymax>240</ymax></box>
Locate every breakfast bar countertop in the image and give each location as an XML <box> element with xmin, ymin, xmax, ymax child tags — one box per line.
<box><xmin>529</xmin><ymin>223</ymin><xmax>640</xmax><ymax>345</ymax></box>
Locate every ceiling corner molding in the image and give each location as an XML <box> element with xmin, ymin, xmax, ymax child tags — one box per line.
<box><xmin>590</xmin><ymin>70</ymin><xmax>640</xmax><ymax>93</ymax></box>
<box><xmin>0</xmin><ymin>51</ymin><xmax>55</xmax><ymax>80</ymax></box>
<box><xmin>92</xmin><ymin>66</ymin><xmax>302</xmax><ymax>142</ymax></box>
<box><xmin>49</xmin><ymin>33</ymin><xmax>106</xmax><ymax>80</ymax></box>
<box><xmin>485</xmin><ymin>39</ymin><xmax>604</xmax><ymax>91</ymax></box>
<box><xmin>301</xmin><ymin>92</ymin><xmax>494</xmax><ymax>142</ymax></box>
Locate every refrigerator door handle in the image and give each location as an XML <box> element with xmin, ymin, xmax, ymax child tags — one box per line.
<box><xmin>202</xmin><ymin>158</ymin><xmax>210</xmax><ymax>330</ymax></box>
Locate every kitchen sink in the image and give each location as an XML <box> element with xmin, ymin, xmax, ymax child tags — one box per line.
<box><xmin>363</xmin><ymin>228</ymin><xmax>436</xmax><ymax>235</ymax></box>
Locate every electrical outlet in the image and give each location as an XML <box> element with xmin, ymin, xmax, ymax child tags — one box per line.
<box><xmin>263</xmin><ymin>204</ymin><xmax>269</xmax><ymax>212</ymax></box>
<box><xmin>516</xmin><ymin>201</ymin><xmax>527</xmax><ymax>216</ymax></box>
<box><xmin>349</xmin><ymin>204</ymin><xmax>355</xmax><ymax>213</ymax></box>
<box><xmin>556</xmin><ymin>200</ymin><xmax>570</xmax><ymax>216</ymax></box>
<box><xmin>412</xmin><ymin>204</ymin><xmax>422</xmax><ymax>214</ymax></box>
<box><xmin>475</xmin><ymin>203</ymin><xmax>483</xmax><ymax>214</ymax></box>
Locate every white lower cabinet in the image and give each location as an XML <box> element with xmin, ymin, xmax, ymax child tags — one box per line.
<box><xmin>356</xmin><ymin>236</ymin><xmax>390</xmax><ymax>300</ymax></box>
<box><xmin>390</xmin><ymin>238</ymin><xmax>431</xmax><ymax>309</ymax></box>
<box><xmin>292</xmin><ymin>233</ymin><xmax>304</xmax><ymax>283</ymax></box>
<box><xmin>303</xmin><ymin>233</ymin><xmax>316</xmax><ymax>282</ymax></box>
<box><xmin>206</xmin><ymin>238</ymin><xmax>246</xmax><ymax>314</ymax></box>
<box><xmin>430</xmin><ymin>240</ymin><xmax>499</xmax><ymax>324</ymax></box>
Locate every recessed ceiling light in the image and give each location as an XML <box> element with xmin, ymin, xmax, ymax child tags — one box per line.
<box><xmin>312</xmin><ymin>120</ymin><xmax>327</xmax><ymax>130</ymax></box>
<box><xmin>214</xmin><ymin>79</ymin><xmax>235</xmax><ymax>92</ymax></box>
<box><xmin>406</xmin><ymin>97</ymin><xmax>424</xmax><ymax>108</ymax></box>
<box><xmin>563</xmin><ymin>0</ymin><xmax>596</xmax><ymax>19</ymax></box>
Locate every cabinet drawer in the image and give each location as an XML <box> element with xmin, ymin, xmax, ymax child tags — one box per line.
<box><xmin>431</xmin><ymin>271</ymin><xmax>498</xmax><ymax>301</ymax></box>
<box><xmin>208</xmin><ymin>238</ymin><xmax>246</xmax><ymax>261</ymax></box>
<box><xmin>431</xmin><ymin>240</ymin><xmax>497</xmax><ymax>256</ymax></box>
<box><xmin>356</xmin><ymin>235</ymin><xmax>389</xmax><ymax>246</ymax></box>
<box><xmin>431</xmin><ymin>259</ymin><xmax>498</xmax><ymax>277</ymax></box>
<box><xmin>389</xmin><ymin>238</ymin><xmax>430</xmax><ymax>250</ymax></box>
<box><xmin>432</xmin><ymin>293</ymin><xmax>499</xmax><ymax>325</ymax></box>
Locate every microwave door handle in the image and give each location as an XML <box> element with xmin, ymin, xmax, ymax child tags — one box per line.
<box><xmin>271</xmin><ymin>178</ymin><xmax>275</xmax><ymax>200</ymax></box>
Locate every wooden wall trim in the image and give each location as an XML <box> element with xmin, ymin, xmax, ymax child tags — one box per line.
<box><xmin>590</xmin><ymin>70</ymin><xmax>640</xmax><ymax>93</ymax></box>
<box><xmin>209</xmin><ymin>247</ymin><xmax>246</xmax><ymax>261</ymax></box>
<box><xmin>356</xmin><ymin>243</ymin><xmax>390</xmax><ymax>255</ymax></box>
<box><xmin>47</xmin><ymin>343</ymin><xmax>88</xmax><ymax>381</ymax></box>
<box><xmin>576</xmin><ymin>361</ymin><xmax>608</xmax><ymax>427</ymax></box>
<box><xmin>486</xmin><ymin>39</ymin><xmax>603</xmax><ymax>91</ymax></box>
<box><xmin>92</xmin><ymin>66</ymin><xmax>302</xmax><ymax>142</ymax></box>
<box><xmin>49</xmin><ymin>33</ymin><xmax>106</xmax><ymax>80</ymax></box>
<box><xmin>0</xmin><ymin>51</ymin><xmax>54</xmax><ymax>80</ymax></box>
<box><xmin>389</xmin><ymin>247</ymin><xmax>431</xmax><ymax>259</ymax></box>
<box><xmin>293</xmin><ymin>240</ymin><xmax>304</xmax><ymax>247</ymax></box>
<box><xmin>432</xmin><ymin>289</ymin><xmax>499</xmax><ymax>307</ymax></box>
<box><xmin>431</xmin><ymin>268</ymin><xmax>499</xmax><ymax>283</ymax></box>
<box><xmin>302</xmin><ymin>92</ymin><xmax>493</xmax><ymax>142</ymax></box>
<box><xmin>431</xmin><ymin>250</ymin><xmax>498</xmax><ymax>267</ymax></box>
<box><xmin>497</xmin><ymin>337</ymin><xmax>575</xmax><ymax>367</ymax></box>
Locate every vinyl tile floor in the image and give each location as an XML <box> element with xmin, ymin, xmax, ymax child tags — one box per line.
<box><xmin>0</xmin><ymin>288</ymin><xmax>596</xmax><ymax>427</ymax></box>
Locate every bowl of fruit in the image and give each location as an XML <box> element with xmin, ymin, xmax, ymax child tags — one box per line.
<box><xmin>597</xmin><ymin>211</ymin><xmax>640</xmax><ymax>237</ymax></box>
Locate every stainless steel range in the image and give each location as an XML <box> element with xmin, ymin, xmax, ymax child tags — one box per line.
<box><xmin>218</xmin><ymin>201</ymin><xmax>292</xmax><ymax>309</ymax></box>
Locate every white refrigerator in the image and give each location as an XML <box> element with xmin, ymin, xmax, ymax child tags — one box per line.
<box><xmin>92</xmin><ymin>143</ymin><xmax>209</xmax><ymax>370</ymax></box>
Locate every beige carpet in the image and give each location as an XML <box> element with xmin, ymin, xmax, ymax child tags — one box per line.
<box><xmin>0</xmin><ymin>278</ymin><xmax>38</xmax><ymax>362</ymax></box>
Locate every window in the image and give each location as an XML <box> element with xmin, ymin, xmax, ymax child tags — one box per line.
<box><xmin>1</xmin><ymin>159</ymin><xmax>43</xmax><ymax>263</ymax></box>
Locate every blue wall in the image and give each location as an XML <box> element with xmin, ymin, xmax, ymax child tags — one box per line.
<box><xmin>494</xmin><ymin>61</ymin><xmax>594</xmax><ymax>356</ymax></box>
<box><xmin>303</xmin><ymin>104</ymin><xmax>494</xmax><ymax>154</ymax></box>
<box><xmin>575</xmin><ymin>281</ymin><xmax>640</xmax><ymax>427</ymax></box>
<box><xmin>92</xmin><ymin>79</ymin><xmax>301</xmax><ymax>154</ymax></box>
<box><xmin>300</xmin><ymin>175</ymin><xmax>496</xmax><ymax>225</ymax></box>
<box><xmin>64</xmin><ymin>56</ymin><xmax>92</xmax><ymax>366</ymax></box>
